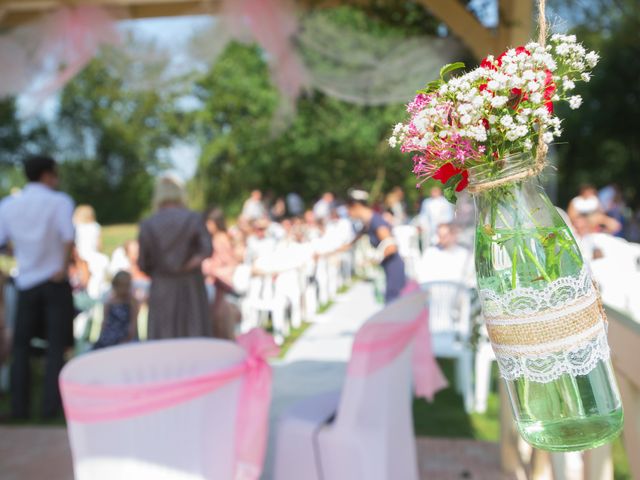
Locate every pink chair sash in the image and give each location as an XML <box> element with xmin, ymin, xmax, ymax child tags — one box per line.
<box><xmin>347</xmin><ymin>281</ymin><xmax>448</xmax><ymax>401</ymax></box>
<box><xmin>60</xmin><ymin>328</ymin><xmax>279</xmax><ymax>480</ymax></box>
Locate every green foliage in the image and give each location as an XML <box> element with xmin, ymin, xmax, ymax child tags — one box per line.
<box><xmin>190</xmin><ymin>42</ymin><xmax>279</xmax><ymax>214</ymax></box>
<box><xmin>0</xmin><ymin>97</ymin><xmax>53</xmax><ymax>196</ymax></box>
<box><xmin>56</xmin><ymin>42</ymin><xmax>179</xmax><ymax>223</ymax></box>
<box><xmin>191</xmin><ymin>38</ymin><xmax>419</xmax><ymax>212</ymax></box>
<box><xmin>551</xmin><ymin>0</ymin><xmax>640</xmax><ymax>206</ymax></box>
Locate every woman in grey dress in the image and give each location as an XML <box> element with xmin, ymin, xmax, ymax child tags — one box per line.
<box><xmin>138</xmin><ymin>175</ymin><xmax>212</xmax><ymax>339</ymax></box>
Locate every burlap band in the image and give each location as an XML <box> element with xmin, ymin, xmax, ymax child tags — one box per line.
<box><xmin>485</xmin><ymin>292</ymin><xmax>607</xmax><ymax>356</ymax></box>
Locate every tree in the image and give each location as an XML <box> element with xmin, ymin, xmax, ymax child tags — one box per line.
<box><xmin>0</xmin><ymin>97</ymin><xmax>53</xmax><ymax>196</ymax></box>
<box><xmin>550</xmin><ymin>0</ymin><xmax>640</xmax><ymax>206</ymax></box>
<box><xmin>191</xmin><ymin>4</ymin><xmax>466</xmax><ymax>213</ymax></box>
<box><xmin>56</xmin><ymin>41</ymin><xmax>181</xmax><ymax>223</ymax></box>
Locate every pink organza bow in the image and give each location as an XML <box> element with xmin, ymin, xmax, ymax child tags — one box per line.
<box><xmin>347</xmin><ymin>281</ymin><xmax>448</xmax><ymax>401</ymax></box>
<box><xmin>60</xmin><ymin>328</ymin><xmax>279</xmax><ymax>480</ymax></box>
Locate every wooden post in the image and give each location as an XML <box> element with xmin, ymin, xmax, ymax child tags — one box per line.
<box><xmin>496</xmin><ymin>0</ymin><xmax>534</xmax><ymax>52</ymax></box>
<box><xmin>416</xmin><ymin>0</ymin><xmax>498</xmax><ymax>60</ymax></box>
<box><xmin>616</xmin><ymin>372</ymin><xmax>640</xmax><ymax>478</ymax></box>
<box><xmin>608</xmin><ymin>306</ymin><xmax>640</xmax><ymax>479</ymax></box>
<box><xmin>583</xmin><ymin>444</ymin><xmax>613</xmax><ymax>480</ymax></box>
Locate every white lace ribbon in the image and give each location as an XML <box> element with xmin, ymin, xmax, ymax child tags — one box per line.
<box><xmin>479</xmin><ymin>267</ymin><xmax>611</xmax><ymax>383</ymax></box>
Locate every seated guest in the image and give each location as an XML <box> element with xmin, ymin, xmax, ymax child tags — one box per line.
<box><xmin>202</xmin><ymin>207</ymin><xmax>240</xmax><ymax>339</ymax></box>
<box><xmin>94</xmin><ymin>271</ymin><xmax>138</xmax><ymax>349</ymax></box>
<box><xmin>568</xmin><ymin>184</ymin><xmax>602</xmax><ymax>222</ymax></box>
<box><xmin>416</xmin><ymin>223</ymin><xmax>474</xmax><ymax>286</ymax></box>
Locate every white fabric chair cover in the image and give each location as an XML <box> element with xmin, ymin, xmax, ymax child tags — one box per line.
<box><xmin>421</xmin><ymin>280</ymin><xmax>474</xmax><ymax>412</ymax></box>
<box><xmin>61</xmin><ymin>339</ymin><xmax>245</xmax><ymax>480</ymax></box>
<box><xmin>274</xmin><ymin>292</ymin><xmax>426</xmax><ymax>480</ymax></box>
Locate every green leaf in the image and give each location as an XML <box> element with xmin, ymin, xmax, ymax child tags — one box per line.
<box><xmin>439</xmin><ymin>62</ymin><xmax>466</xmax><ymax>81</ymax></box>
<box><xmin>443</xmin><ymin>173</ymin><xmax>462</xmax><ymax>204</ymax></box>
<box><xmin>417</xmin><ymin>79</ymin><xmax>442</xmax><ymax>94</ymax></box>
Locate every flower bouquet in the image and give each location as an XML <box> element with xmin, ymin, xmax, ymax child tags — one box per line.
<box><xmin>390</xmin><ymin>34</ymin><xmax>623</xmax><ymax>451</ymax></box>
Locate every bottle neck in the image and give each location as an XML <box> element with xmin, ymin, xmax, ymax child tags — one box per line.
<box><xmin>467</xmin><ymin>152</ymin><xmax>541</xmax><ymax>194</ymax></box>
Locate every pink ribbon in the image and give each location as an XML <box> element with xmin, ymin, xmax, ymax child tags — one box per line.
<box><xmin>347</xmin><ymin>281</ymin><xmax>448</xmax><ymax>401</ymax></box>
<box><xmin>60</xmin><ymin>328</ymin><xmax>279</xmax><ymax>480</ymax></box>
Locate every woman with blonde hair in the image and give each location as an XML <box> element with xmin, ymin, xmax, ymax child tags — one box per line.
<box><xmin>138</xmin><ymin>174</ymin><xmax>212</xmax><ymax>339</ymax></box>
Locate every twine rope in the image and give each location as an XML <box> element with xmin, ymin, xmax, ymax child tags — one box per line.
<box><xmin>467</xmin><ymin>0</ymin><xmax>548</xmax><ymax>194</ymax></box>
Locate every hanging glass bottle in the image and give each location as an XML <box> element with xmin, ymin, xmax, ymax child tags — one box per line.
<box><xmin>469</xmin><ymin>152</ymin><xmax>623</xmax><ymax>452</ymax></box>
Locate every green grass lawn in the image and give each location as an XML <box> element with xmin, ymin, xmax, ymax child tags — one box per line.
<box><xmin>102</xmin><ymin>224</ymin><xmax>139</xmax><ymax>257</ymax></box>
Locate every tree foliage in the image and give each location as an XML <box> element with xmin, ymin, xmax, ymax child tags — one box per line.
<box><xmin>550</xmin><ymin>0</ymin><xmax>640</xmax><ymax>206</ymax></box>
<box><xmin>56</xmin><ymin>43</ymin><xmax>180</xmax><ymax>223</ymax></box>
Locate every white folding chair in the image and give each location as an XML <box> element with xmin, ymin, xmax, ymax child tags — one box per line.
<box><xmin>241</xmin><ymin>274</ymin><xmax>288</xmax><ymax>344</ymax></box>
<box><xmin>273</xmin><ymin>292</ymin><xmax>427</xmax><ymax>480</ymax></box>
<box><xmin>60</xmin><ymin>339</ymin><xmax>246</xmax><ymax>480</ymax></box>
<box><xmin>420</xmin><ymin>280</ymin><xmax>474</xmax><ymax>412</ymax></box>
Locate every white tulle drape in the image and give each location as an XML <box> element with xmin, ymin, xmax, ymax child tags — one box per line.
<box><xmin>0</xmin><ymin>2</ymin><xmax>464</xmax><ymax>110</ymax></box>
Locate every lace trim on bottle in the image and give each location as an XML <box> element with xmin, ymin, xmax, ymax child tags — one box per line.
<box><xmin>479</xmin><ymin>266</ymin><xmax>593</xmax><ymax>318</ymax></box>
<box><xmin>494</xmin><ymin>330</ymin><xmax>610</xmax><ymax>383</ymax></box>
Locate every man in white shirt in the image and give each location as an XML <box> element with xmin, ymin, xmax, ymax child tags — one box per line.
<box><xmin>417</xmin><ymin>223</ymin><xmax>475</xmax><ymax>286</ymax></box>
<box><xmin>0</xmin><ymin>156</ymin><xmax>75</xmax><ymax>419</ymax></box>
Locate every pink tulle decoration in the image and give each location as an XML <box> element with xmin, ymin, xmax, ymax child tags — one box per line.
<box><xmin>0</xmin><ymin>6</ymin><xmax>120</xmax><ymax>101</ymax></box>
<box><xmin>223</xmin><ymin>0</ymin><xmax>308</xmax><ymax>104</ymax></box>
<box><xmin>32</xmin><ymin>6</ymin><xmax>121</xmax><ymax>100</ymax></box>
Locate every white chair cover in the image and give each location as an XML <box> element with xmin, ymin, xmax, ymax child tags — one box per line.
<box><xmin>274</xmin><ymin>291</ymin><xmax>427</xmax><ymax>480</ymax></box>
<box><xmin>421</xmin><ymin>280</ymin><xmax>474</xmax><ymax>412</ymax></box>
<box><xmin>61</xmin><ymin>339</ymin><xmax>245</xmax><ymax>480</ymax></box>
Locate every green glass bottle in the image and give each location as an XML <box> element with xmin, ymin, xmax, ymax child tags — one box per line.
<box><xmin>470</xmin><ymin>153</ymin><xmax>623</xmax><ymax>452</ymax></box>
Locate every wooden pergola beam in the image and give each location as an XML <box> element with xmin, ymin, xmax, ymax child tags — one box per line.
<box><xmin>0</xmin><ymin>0</ymin><xmax>222</xmax><ymax>28</ymax></box>
<box><xmin>417</xmin><ymin>0</ymin><xmax>533</xmax><ymax>60</ymax></box>
<box><xmin>416</xmin><ymin>0</ymin><xmax>497</xmax><ymax>60</ymax></box>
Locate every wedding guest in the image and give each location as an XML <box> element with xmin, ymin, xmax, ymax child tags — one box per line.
<box><xmin>416</xmin><ymin>223</ymin><xmax>474</xmax><ymax>286</ymax></box>
<box><xmin>202</xmin><ymin>207</ymin><xmax>240</xmax><ymax>339</ymax></box>
<box><xmin>347</xmin><ymin>188</ymin><xmax>406</xmax><ymax>303</ymax></box>
<box><xmin>270</xmin><ymin>197</ymin><xmax>287</xmax><ymax>222</ymax></box>
<box><xmin>94</xmin><ymin>271</ymin><xmax>138</xmax><ymax>349</ymax></box>
<box><xmin>313</xmin><ymin>192</ymin><xmax>334</xmax><ymax>221</ymax></box>
<box><xmin>385</xmin><ymin>186</ymin><xmax>408</xmax><ymax>225</ymax></box>
<box><xmin>241</xmin><ymin>189</ymin><xmax>266</xmax><ymax>221</ymax></box>
<box><xmin>0</xmin><ymin>273</ymin><xmax>8</xmax><ymax>375</ymax></box>
<box><xmin>0</xmin><ymin>155</ymin><xmax>75</xmax><ymax>419</ymax></box>
<box><xmin>138</xmin><ymin>175</ymin><xmax>212</xmax><ymax>339</ymax></box>
<box><xmin>568</xmin><ymin>184</ymin><xmax>602</xmax><ymax>221</ymax></box>
<box><xmin>286</xmin><ymin>191</ymin><xmax>304</xmax><ymax>217</ymax></box>
<box><xmin>73</xmin><ymin>205</ymin><xmax>101</xmax><ymax>259</ymax></box>
<box><xmin>73</xmin><ymin>204</ymin><xmax>109</xmax><ymax>299</ymax></box>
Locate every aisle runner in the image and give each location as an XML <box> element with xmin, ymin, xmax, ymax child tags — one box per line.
<box><xmin>263</xmin><ymin>282</ymin><xmax>381</xmax><ymax>479</ymax></box>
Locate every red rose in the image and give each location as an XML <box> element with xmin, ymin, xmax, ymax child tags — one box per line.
<box><xmin>433</xmin><ymin>163</ymin><xmax>469</xmax><ymax>192</ymax></box>
<box><xmin>515</xmin><ymin>46</ymin><xmax>531</xmax><ymax>56</ymax></box>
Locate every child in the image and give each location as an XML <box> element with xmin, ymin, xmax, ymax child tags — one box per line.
<box><xmin>94</xmin><ymin>271</ymin><xmax>138</xmax><ymax>349</ymax></box>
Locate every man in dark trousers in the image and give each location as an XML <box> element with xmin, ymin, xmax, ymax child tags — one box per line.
<box><xmin>0</xmin><ymin>156</ymin><xmax>75</xmax><ymax>419</ymax></box>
